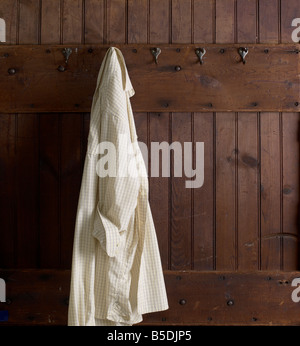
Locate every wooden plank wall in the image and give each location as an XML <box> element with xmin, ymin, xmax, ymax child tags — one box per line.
<box><xmin>0</xmin><ymin>0</ymin><xmax>299</xmax><ymax>325</ymax></box>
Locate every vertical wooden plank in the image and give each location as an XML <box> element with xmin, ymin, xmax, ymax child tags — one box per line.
<box><xmin>259</xmin><ymin>0</ymin><xmax>279</xmax><ymax>43</ymax></box>
<box><xmin>282</xmin><ymin>113</ymin><xmax>299</xmax><ymax>270</ymax></box>
<box><xmin>106</xmin><ymin>0</ymin><xmax>126</xmax><ymax>44</ymax></box>
<box><xmin>193</xmin><ymin>113</ymin><xmax>214</xmax><ymax>270</ymax></box>
<box><xmin>16</xmin><ymin>0</ymin><xmax>41</xmax><ymax>268</ymax></box>
<box><xmin>84</xmin><ymin>0</ymin><xmax>104</xmax><ymax>44</ymax></box>
<box><xmin>216</xmin><ymin>0</ymin><xmax>235</xmax><ymax>43</ymax></box>
<box><xmin>237</xmin><ymin>113</ymin><xmax>259</xmax><ymax>270</ymax></box>
<box><xmin>236</xmin><ymin>0</ymin><xmax>257</xmax><ymax>43</ymax></box>
<box><xmin>62</xmin><ymin>0</ymin><xmax>83</xmax><ymax>44</ymax></box>
<box><xmin>0</xmin><ymin>114</ymin><xmax>16</xmax><ymax>267</ymax></box>
<box><xmin>0</xmin><ymin>0</ymin><xmax>18</xmax><ymax>44</ymax></box>
<box><xmin>149</xmin><ymin>0</ymin><xmax>170</xmax><ymax>44</ymax></box>
<box><xmin>172</xmin><ymin>0</ymin><xmax>192</xmax><ymax>43</ymax></box>
<box><xmin>215</xmin><ymin>113</ymin><xmax>236</xmax><ymax>270</ymax></box>
<box><xmin>193</xmin><ymin>0</ymin><xmax>214</xmax><ymax>43</ymax></box>
<box><xmin>149</xmin><ymin>112</ymin><xmax>170</xmax><ymax>270</ymax></box>
<box><xmin>60</xmin><ymin>114</ymin><xmax>82</xmax><ymax>269</ymax></box>
<box><xmin>281</xmin><ymin>0</ymin><xmax>299</xmax><ymax>43</ymax></box>
<box><xmin>16</xmin><ymin>114</ymin><xmax>39</xmax><ymax>267</ymax></box>
<box><xmin>19</xmin><ymin>0</ymin><xmax>40</xmax><ymax>44</ymax></box>
<box><xmin>281</xmin><ymin>0</ymin><xmax>299</xmax><ymax>269</ymax></box>
<box><xmin>260</xmin><ymin>113</ymin><xmax>281</xmax><ymax>270</ymax></box>
<box><xmin>171</xmin><ymin>113</ymin><xmax>192</xmax><ymax>270</ymax></box>
<box><xmin>41</xmin><ymin>0</ymin><xmax>61</xmax><ymax>44</ymax></box>
<box><xmin>39</xmin><ymin>114</ymin><xmax>60</xmax><ymax>268</ymax></box>
<box><xmin>128</xmin><ymin>0</ymin><xmax>148</xmax><ymax>43</ymax></box>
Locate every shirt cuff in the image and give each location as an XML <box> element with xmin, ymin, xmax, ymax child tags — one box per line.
<box><xmin>92</xmin><ymin>205</ymin><xmax>121</xmax><ymax>257</ymax></box>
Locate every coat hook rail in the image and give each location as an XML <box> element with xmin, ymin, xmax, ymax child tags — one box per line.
<box><xmin>195</xmin><ymin>48</ymin><xmax>206</xmax><ymax>65</ymax></box>
<box><xmin>238</xmin><ymin>47</ymin><xmax>248</xmax><ymax>64</ymax></box>
<box><xmin>151</xmin><ymin>47</ymin><xmax>161</xmax><ymax>64</ymax></box>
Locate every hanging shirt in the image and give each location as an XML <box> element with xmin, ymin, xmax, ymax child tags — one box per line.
<box><xmin>68</xmin><ymin>47</ymin><xmax>169</xmax><ymax>326</ymax></box>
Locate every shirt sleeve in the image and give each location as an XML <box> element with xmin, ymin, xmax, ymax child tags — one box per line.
<box><xmin>92</xmin><ymin>107</ymin><xmax>140</xmax><ymax>258</ymax></box>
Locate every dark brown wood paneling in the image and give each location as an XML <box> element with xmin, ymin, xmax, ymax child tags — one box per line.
<box><xmin>216</xmin><ymin>0</ymin><xmax>235</xmax><ymax>43</ymax></box>
<box><xmin>282</xmin><ymin>113</ymin><xmax>300</xmax><ymax>270</ymax></box>
<box><xmin>19</xmin><ymin>0</ymin><xmax>40</xmax><ymax>44</ymax></box>
<box><xmin>149</xmin><ymin>112</ymin><xmax>170</xmax><ymax>270</ymax></box>
<box><xmin>215</xmin><ymin>113</ymin><xmax>237</xmax><ymax>270</ymax></box>
<box><xmin>237</xmin><ymin>112</ymin><xmax>260</xmax><ymax>270</ymax></box>
<box><xmin>62</xmin><ymin>0</ymin><xmax>83</xmax><ymax>44</ymax></box>
<box><xmin>60</xmin><ymin>114</ymin><xmax>82</xmax><ymax>268</ymax></box>
<box><xmin>0</xmin><ymin>0</ymin><xmax>18</xmax><ymax>44</ymax></box>
<box><xmin>171</xmin><ymin>0</ymin><xmax>192</xmax><ymax>44</ymax></box>
<box><xmin>260</xmin><ymin>113</ymin><xmax>281</xmax><ymax>270</ymax></box>
<box><xmin>237</xmin><ymin>0</ymin><xmax>257</xmax><ymax>43</ymax></box>
<box><xmin>84</xmin><ymin>0</ymin><xmax>105</xmax><ymax>44</ymax></box>
<box><xmin>193</xmin><ymin>113</ymin><xmax>214</xmax><ymax>270</ymax></box>
<box><xmin>0</xmin><ymin>44</ymin><xmax>298</xmax><ymax>113</ymax></box>
<box><xmin>0</xmin><ymin>114</ymin><xmax>16</xmax><ymax>267</ymax></box>
<box><xmin>16</xmin><ymin>114</ymin><xmax>39</xmax><ymax>267</ymax></box>
<box><xmin>41</xmin><ymin>0</ymin><xmax>61</xmax><ymax>44</ymax></box>
<box><xmin>171</xmin><ymin>113</ymin><xmax>192</xmax><ymax>270</ymax></box>
<box><xmin>281</xmin><ymin>0</ymin><xmax>299</xmax><ymax>43</ymax></box>
<box><xmin>0</xmin><ymin>0</ymin><xmax>299</xmax><ymax>327</ymax></box>
<box><xmin>149</xmin><ymin>0</ymin><xmax>170</xmax><ymax>44</ymax></box>
<box><xmin>107</xmin><ymin>0</ymin><xmax>126</xmax><ymax>44</ymax></box>
<box><xmin>128</xmin><ymin>0</ymin><xmax>148</xmax><ymax>44</ymax></box>
<box><xmin>193</xmin><ymin>0</ymin><xmax>214</xmax><ymax>43</ymax></box>
<box><xmin>39</xmin><ymin>114</ymin><xmax>60</xmax><ymax>268</ymax></box>
<box><xmin>259</xmin><ymin>0</ymin><xmax>279</xmax><ymax>43</ymax></box>
<box><xmin>1</xmin><ymin>269</ymin><xmax>300</xmax><ymax>326</ymax></box>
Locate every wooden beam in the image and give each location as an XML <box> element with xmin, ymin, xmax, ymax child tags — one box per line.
<box><xmin>0</xmin><ymin>269</ymin><xmax>300</xmax><ymax>325</ymax></box>
<box><xmin>0</xmin><ymin>44</ymin><xmax>298</xmax><ymax>113</ymax></box>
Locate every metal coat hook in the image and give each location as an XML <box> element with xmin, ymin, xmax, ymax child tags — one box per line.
<box><xmin>151</xmin><ymin>47</ymin><xmax>161</xmax><ymax>64</ymax></box>
<box><xmin>238</xmin><ymin>47</ymin><xmax>248</xmax><ymax>64</ymax></box>
<box><xmin>195</xmin><ymin>48</ymin><xmax>206</xmax><ymax>65</ymax></box>
<box><xmin>62</xmin><ymin>48</ymin><xmax>72</xmax><ymax>64</ymax></box>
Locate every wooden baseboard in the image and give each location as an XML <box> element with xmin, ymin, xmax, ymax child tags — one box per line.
<box><xmin>0</xmin><ymin>269</ymin><xmax>300</xmax><ymax>326</ymax></box>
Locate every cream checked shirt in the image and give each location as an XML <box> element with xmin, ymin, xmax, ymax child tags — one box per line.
<box><xmin>68</xmin><ymin>47</ymin><xmax>169</xmax><ymax>326</ymax></box>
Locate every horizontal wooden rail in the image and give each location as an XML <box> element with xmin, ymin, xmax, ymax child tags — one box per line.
<box><xmin>0</xmin><ymin>269</ymin><xmax>300</xmax><ymax>326</ymax></box>
<box><xmin>0</xmin><ymin>44</ymin><xmax>298</xmax><ymax>113</ymax></box>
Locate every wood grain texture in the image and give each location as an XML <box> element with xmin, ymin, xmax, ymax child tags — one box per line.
<box><xmin>171</xmin><ymin>113</ymin><xmax>192</xmax><ymax>270</ymax></box>
<box><xmin>237</xmin><ymin>112</ymin><xmax>259</xmax><ymax>270</ymax></box>
<box><xmin>193</xmin><ymin>113</ymin><xmax>214</xmax><ymax>270</ymax></box>
<box><xmin>62</xmin><ymin>0</ymin><xmax>83</xmax><ymax>44</ymax></box>
<box><xmin>0</xmin><ymin>0</ymin><xmax>18</xmax><ymax>44</ymax></box>
<box><xmin>84</xmin><ymin>0</ymin><xmax>105</xmax><ymax>44</ymax></box>
<box><xmin>1</xmin><ymin>269</ymin><xmax>300</xmax><ymax>326</ymax></box>
<box><xmin>41</xmin><ymin>0</ymin><xmax>61</xmax><ymax>44</ymax></box>
<box><xmin>0</xmin><ymin>114</ymin><xmax>16</xmax><ymax>267</ymax></box>
<box><xmin>282</xmin><ymin>113</ymin><xmax>300</xmax><ymax>270</ymax></box>
<box><xmin>149</xmin><ymin>0</ymin><xmax>170</xmax><ymax>43</ymax></box>
<box><xmin>39</xmin><ymin>114</ymin><xmax>60</xmax><ymax>268</ymax></box>
<box><xmin>19</xmin><ymin>0</ymin><xmax>40</xmax><ymax>44</ymax></box>
<box><xmin>260</xmin><ymin>113</ymin><xmax>281</xmax><ymax>270</ymax></box>
<box><xmin>149</xmin><ymin>112</ymin><xmax>170</xmax><ymax>270</ymax></box>
<box><xmin>0</xmin><ymin>0</ymin><xmax>299</xmax><ymax>327</ymax></box>
<box><xmin>0</xmin><ymin>44</ymin><xmax>298</xmax><ymax>113</ymax></box>
<box><xmin>15</xmin><ymin>114</ymin><xmax>39</xmax><ymax>267</ymax></box>
<box><xmin>215</xmin><ymin>113</ymin><xmax>237</xmax><ymax>270</ymax></box>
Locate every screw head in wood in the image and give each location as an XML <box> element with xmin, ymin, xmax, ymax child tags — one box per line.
<box><xmin>179</xmin><ymin>299</ymin><xmax>186</xmax><ymax>305</ymax></box>
<box><xmin>57</xmin><ymin>65</ymin><xmax>65</xmax><ymax>72</ymax></box>
<box><xmin>8</xmin><ymin>68</ymin><xmax>16</xmax><ymax>75</ymax></box>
